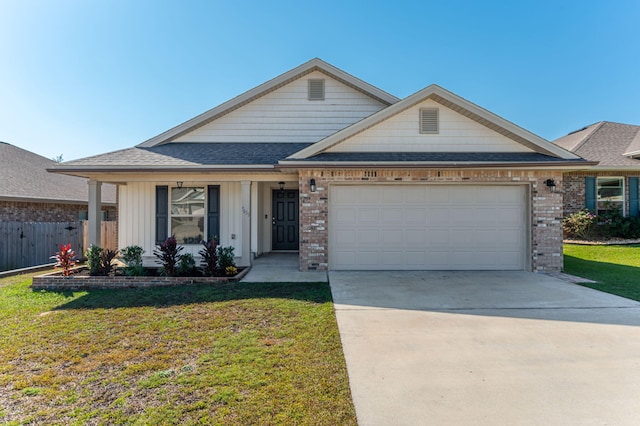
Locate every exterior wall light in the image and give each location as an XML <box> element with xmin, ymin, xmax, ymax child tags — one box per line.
<box><xmin>310</xmin><ymin>178</ymin><xmax>316</xmax><ymax>192</ymax></box>
<box><xmin>176</xmin><ymin>181</ymin><xmax>183</xmax><ymax>189</ymax></box>
<box><xmin>279</xmin><ymin>181</ymin><xmax>285</xmax><ymax>193</ymax></box>
<box><xmin>545</xmin><ymin>179</ymin><xmax>556</xmax><ymax>192</ymax></box>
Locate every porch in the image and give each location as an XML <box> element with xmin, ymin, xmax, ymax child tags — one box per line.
<box><xmin>241</xmin><ymin>253</ymin><xmax>327</xmax><ymax>283</ymax></box>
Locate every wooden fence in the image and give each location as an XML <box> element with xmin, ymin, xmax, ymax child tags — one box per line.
<box><xmin>0</xmin><ymin>221</ymin><xmax>117</xmax><ymax>272</ymax></box>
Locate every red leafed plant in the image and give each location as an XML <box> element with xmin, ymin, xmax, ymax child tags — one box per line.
<box><xmin>51</xmin><ymin>243</ymin><xmax>77</xmax><ymax>276</ymax></box>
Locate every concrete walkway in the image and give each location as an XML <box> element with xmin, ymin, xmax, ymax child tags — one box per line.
<box><xmin>240</xmin><ymin>253</ymin><xmax>327</xmax><ymax>283</ymax></box>
<box><xmin>330</xmin><ymin>271</ymin><xmax>640</xmax><ymax>426</ymax></box>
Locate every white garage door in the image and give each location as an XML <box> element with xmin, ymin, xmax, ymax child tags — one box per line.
<box><xmin>329</xmin><ymin>185</ymin><xmax>527</xmax><ymax>270</ymax></box>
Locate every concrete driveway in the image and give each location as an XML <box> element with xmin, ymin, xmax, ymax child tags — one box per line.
<box><xmin>329</xmin><ymin>271</ymin><xmax>640</xmax><ymax>426</ymax></box>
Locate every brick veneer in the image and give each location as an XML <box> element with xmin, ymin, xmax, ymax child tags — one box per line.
<box><xmin>562</xmin><ymin>172</ymin><xmax>640</xmax><ymax>216</ymax></box>
<box><xmin>298</xmin><ymin>169</ymin><xmax>564</xmax><ymax>273</ymax></box>
<box><xmin>0</xmin><ymin>200</ymin><xmax>116</xmax><ymax>222</ymax></box>
<box><xmin>32</xmin><ymin>266</ymin><xmax>250</xmax><ymax>290</ymax></box>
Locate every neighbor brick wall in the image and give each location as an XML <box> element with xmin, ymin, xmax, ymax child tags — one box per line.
<box><xmin>298</xmin><ymin>169</ymin><xmax>564</xmax><ymax>273</ymax></box>
<box><xmin>563</xmin><ymin>172</ymin><xmax>640</xmax><ymax>217</ymax></box>
<box><xmin>0</xmin><ymin>201</ymin><xmax>115</xmax><ymax>222</ymax></box>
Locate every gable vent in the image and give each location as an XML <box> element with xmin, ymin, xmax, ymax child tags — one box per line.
<box><xmin>308</xmin><ymin>79</ymin><xmax>325</xmax><ymax>100</ymax></box>
<box><xmin>420</xmin><ymin>108</ymin><xmax>439</xmax><ymax>134</ymax></box>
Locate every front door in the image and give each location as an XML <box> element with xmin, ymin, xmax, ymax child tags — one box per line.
<box><xmin>272</xmin><ymin>189</ymin><xmax>299</xmax><ymax>250</ymax></box>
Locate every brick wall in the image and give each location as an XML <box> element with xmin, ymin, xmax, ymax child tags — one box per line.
<box><xmin>298</xmin><ymin>169</ymin><xmax>564</xmax><ymax>273</ymax></box>
<box><xmin>0</xmin><ymin>200</ymin><xmax>116</xmax><ymax>222</ymax></box>
<box><xmin>563</xmin><ymin>171</ymin><xmax>640</xmax><ymax>216</ymax></box>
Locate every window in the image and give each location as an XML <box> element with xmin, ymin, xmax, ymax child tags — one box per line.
<box><xmin>171</xmin><ymin>187</ymin><xmax>205</xmax><ymax>244</ymax></box>
<box><xmin>308</xmin><ymin>79</ymin><xmax>325</xmax><ymax>100</ymax></box>
<box><xmin>597</xmin><ymin>177</ymin><xmax>624</xmax><ymax>216</ymax></box>
<box><xmin>419</xmin><ymin>108</ymin><xmax>439</xmax><ymax>134</ymax></box>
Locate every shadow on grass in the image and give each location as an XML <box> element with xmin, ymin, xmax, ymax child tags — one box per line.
<box><xmin>52</xmin><ymin>282</ymin><xmax>331</xmax><ymax>310</ymax></box>
<box><xmin>564</xmin><ymin>254</ymin><xmax>640</xmax><ymax>302</ymax></box>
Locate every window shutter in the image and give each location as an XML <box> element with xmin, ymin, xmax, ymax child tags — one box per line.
<box><xmin>308</xmin><ymin>79</ymin><xmax>324</xmax><ymax>100</ymax></box>
<box><xmin>207</xmin><ymin>185</ymin><xmax>220</xmax><ymax>242</ymax></box>
<box><xmin>585</xmin><ymin>177</ymin><xmax>596</xmax><ymax>212</ymax></box>
<box><xmin>155</xmin><ymin>186</ymin><xmax>168</xmax><ymax>244</ymax></box>
<box><xmin>629</xmin><ymin>177</ymin><xmax>639</xmax><ymax>217</ymax></box>
<box><xmin>420</xmin><ymin>108</ymin><xmax>439</xmax><ymax>134</ymax></box>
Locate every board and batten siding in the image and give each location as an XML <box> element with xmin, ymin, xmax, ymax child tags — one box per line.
<box><xmin>173</xmin><ymin>71</ymin><xmax>387</xmax><ymax>143</ymax></box>
<box><xmin>118</xmin><ymin>181</ymin><xmax>243</xmax><ymax>266</ymax></box>
<box><xmin>327</xmin><ymin>99</ymin><xmax>534</xmax><ymax>153</ymax></box>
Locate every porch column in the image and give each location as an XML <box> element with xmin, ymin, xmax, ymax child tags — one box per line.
<box><xmin>88</xmin><ymin>180</ymin><xmax>102</xmax><ymax>248</ymax></box>
<box><xmin>250</xmin><ymin>181</ymin><xmax>259</xmax><ymax>258</ymax></box>
<box><xmin>240</xmin><ymin>180</ymin><xmax>251</xmax><ymax>266</ymax></box>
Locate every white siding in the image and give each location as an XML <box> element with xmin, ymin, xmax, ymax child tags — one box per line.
<box><xmin>118</xmin><ymin>181</ymin><xmax>243</xmax><ymax>266</ymax></box>
<box><xmin>173</xmin><ymin>71</ymin><xmax>387</xmax><ymax>143</ymax></box>
<box><xmin>327</xmin><ymin>99</ymin><xmax>534</xmax><ymax>153</ymax></box>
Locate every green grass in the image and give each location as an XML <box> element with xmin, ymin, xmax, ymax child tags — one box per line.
<box><xmin>0</xmin><ymin>273</ymin><xmax>357</xmax><ymax>425</ymax></box>
<box><xmin>564</xmin><ymin>244</ymin><xmax>640</xmax><ymax>301</ymax></box>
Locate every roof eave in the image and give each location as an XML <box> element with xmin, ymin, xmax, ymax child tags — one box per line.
<box><xmin>277</xmin><ymin>160</ymin><xmax>597</xmax><ymax>170</ymax></box>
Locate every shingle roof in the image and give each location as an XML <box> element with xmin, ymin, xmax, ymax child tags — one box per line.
<box><xmin>552</xmin><ymin>122</ymin><xmax>640</xmax><ymax>167</ymax></box>
<box><xmin>57</xmin><ymin>143</ymin><xmax>313</xmax><ymax>169</ymax></box>
<box><xmin>296</xmin><ymin>152</ymin><xmax>584</xmax><ymax>163</ymax></box>
<box><xmin>0</xmin><ymin>142</ymin><xmax>116</xmax><ymax>204</ymax></box>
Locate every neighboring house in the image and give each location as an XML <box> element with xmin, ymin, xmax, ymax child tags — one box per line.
<box><xmin>51</xmin><ymin>58</ymin><xmax>589</xmax><ymax>272</ymax></box>
<box><xmin>553</xmin><ymin>122</ymin><xmax>640</xmax><ymax>217</ymax></box>
<box><xmin>0</xmin><ymin>142</ymin><xmax>116</xmax><ymax>222</ymax></box>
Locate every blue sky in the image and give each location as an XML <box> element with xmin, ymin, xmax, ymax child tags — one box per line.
<box><xmin>1</xmin><ymin>0</ymin><xmax>638</xmax><ymax>161</ymax></box>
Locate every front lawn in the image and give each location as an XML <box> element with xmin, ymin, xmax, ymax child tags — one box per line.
<box><xmin>0</xmin><ymin>273</ymin><xmax>356</xmax><ymax>425</ymax></box>
<box><xmin>564</xmin><ymin>244</ymin><xmax>640</xmax><ymax>301</ymax></box>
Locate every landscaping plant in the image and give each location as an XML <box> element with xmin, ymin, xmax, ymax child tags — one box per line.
<box><xmin>177</xmin><ymin>253</ymin><xmax>197</xmax><ymax>276</ymax></box>
<box><xmin>199</xmin><ymin>238</ymin><xmax>219</xmax><ymax>276</ymax></box>
<box><xmin>120</xmin><ymin>245</ymin><xmax>145</xmax><ymax>276</ymax></box>
<box><xmin>218</xmin><ymin>245</ymin><xmax>236</xmax><ymax>274</ymax></box>
<box><xmin>86</xmin><ymin>245</ymin><xmax>118</xmax><ymax>276</ymax></box>
<box><xmin>153</xmin><ymin>236</ymin><xmax>183</xmax><ymax>276</ymax></box>
<box><xmin>51</xmin><ymin>243</ymin><xmax>76</xmax><ymax>276</ymax></box>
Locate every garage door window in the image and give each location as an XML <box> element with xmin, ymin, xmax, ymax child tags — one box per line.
<box><xmin>597</xmin><ymin>177</ymin><xmax>624</xmax><ymax>216</ymax></box>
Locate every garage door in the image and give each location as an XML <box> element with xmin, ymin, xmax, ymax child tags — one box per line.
<box><xmin>329</xmin><ymin>185</ymin><xmax>527</xmax><ymax>270</ymax></box>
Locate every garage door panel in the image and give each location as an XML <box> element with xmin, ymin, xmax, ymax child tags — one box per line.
<box><xmin>330</xmin><ymin>185</ymin><xmax>527</xmax><ymax>270</ymax></box>
<box><xmin>357</xmin><ymin>229</ymin><xmax>379</xmax><ymax>245</ymax></box>
<box><xmin>381</xmin><ymin>208</ymin><xmax>402</xmax><ymax>223</ymax></box>
<box><xmin>404</xmin><ymin>208</ymin><xmax>427</xmax><ymax>224</ymax></box>
<box><xmin>358</xmin><ymin>208</ymin><xmax>379</xmax><ymax>224</ymax></box>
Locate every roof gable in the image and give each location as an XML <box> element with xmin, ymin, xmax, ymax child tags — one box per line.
<box><xmin>290</xmin><ymin>85</ymin><xmax>580</xmax><ymax>160</ymax></box>
<box><xmin>171</xmin><ymin>70</ymin><xmax>389</xmax><ymax>144</ymax></box>
<box><xmin>138</xmin><ymin>58</ymin><xmax>399</xmax><ymax>148</ymax></box>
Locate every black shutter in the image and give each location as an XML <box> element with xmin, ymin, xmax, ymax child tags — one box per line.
<box><xmin>585</xmin><ymin>177</ymin><xmax>596</xmax><ymax>212</ymax></box>
<box><xmin>207</xmin><ymin>185</ymin><xmax>220</xmax><ymax>242</ymax></box>
<box><xmin>156</xmin><ymin>186</ymin><xmax>168</xmax><ymax>244</ymax></box>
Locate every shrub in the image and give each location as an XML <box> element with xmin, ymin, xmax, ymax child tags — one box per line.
<box><xmin>86</xmin><ymin>245</ymin><xmax>118</xmax><ymax>276</ymax></box>
<box><xmin>120</xmin><ymin>245</ymin><xmax>145</xmax><ymax>276</ymax></box>
<box><xmin>225</xmin><ymin>265</ymin><xmax>238</xmax><ymax>276</ymax></box>
<box><xmin>178</xmin><ymin>253</ymin><xmax>197</xmax><ymax>276</ymax></box>
<box><xmin>563</xmin><ymin>210</ymin><xmax>596</xmax><ymax>239</ymax></box>
<box><xmin>153</xmin><ymin>236</ymin><xmax>183</xmax><ymax>277</ymax></box>
<box><xmin>199</xmin><ymin>238</ymin><xmax>219</xmax><ymax>276</ymax></box>
<box><xmin>218</xmin><ymin>246</ymin><xmax>236</xmax><ymax>272</ymax></box>
<box><xmin>51</xmin><ymin>243</ymin><xmax>77</xmax><ymax>276</ymax></box>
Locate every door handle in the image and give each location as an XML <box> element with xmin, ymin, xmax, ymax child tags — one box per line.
<box><xmin>272</xmin><ymin>217</ymin><xmax>276</xmax><ymax>226</ymax></box>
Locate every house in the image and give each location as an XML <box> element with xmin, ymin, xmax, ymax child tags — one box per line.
<box><xmin>0</xmin><ymin>142</ymin><xmax>116</xmax><ymax>222</ymax></box>
<box><xmin>51</xmin><ymin>58</ymin><xmax>590</xmax><ymax>272</ymax></box>
<box><xmin>553</xmin><ymin>122</ymin><xmax>640</xmax><ymax>217</ymax></box>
